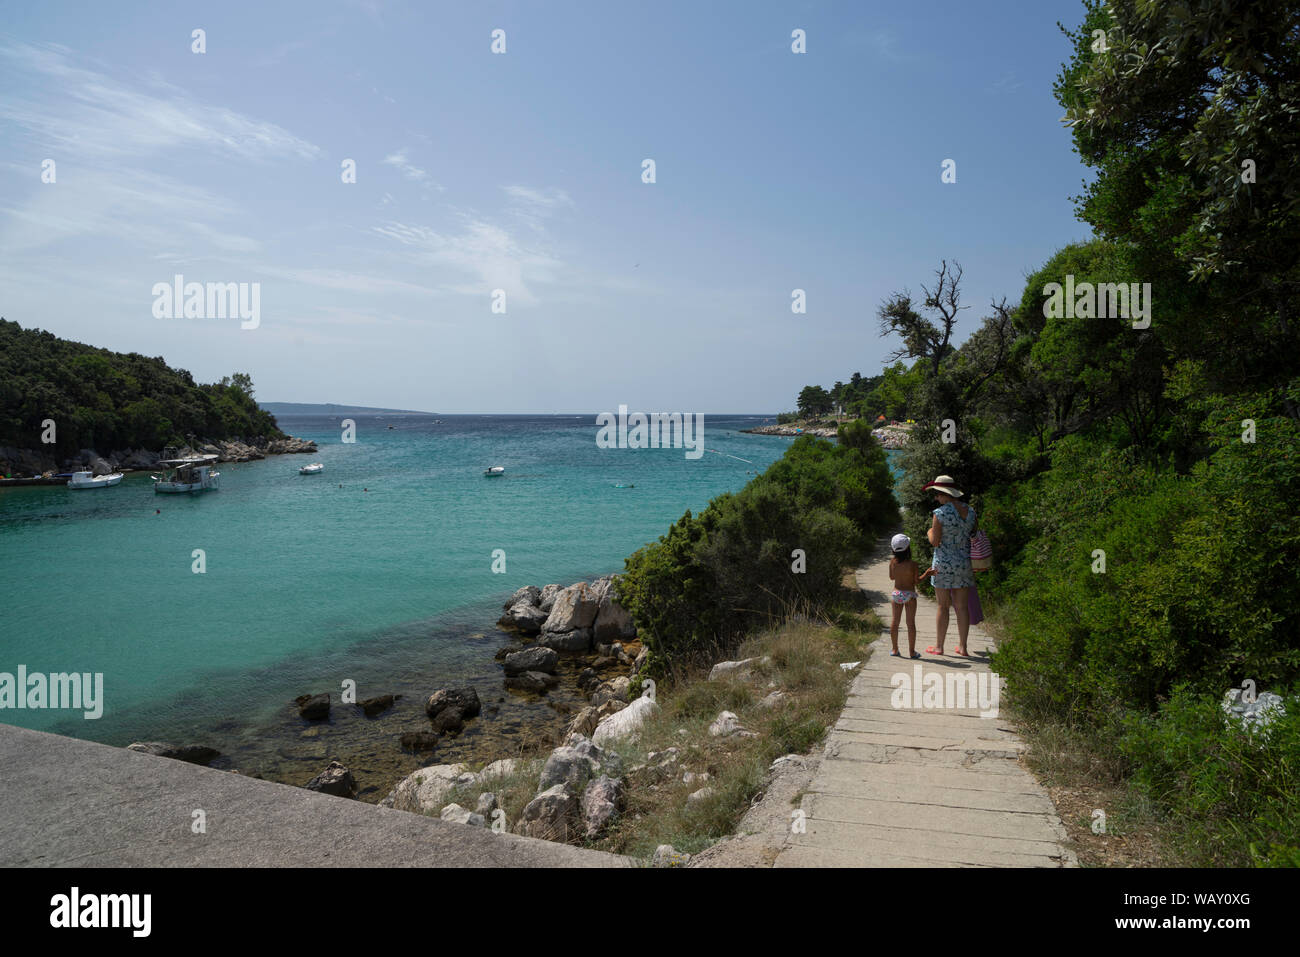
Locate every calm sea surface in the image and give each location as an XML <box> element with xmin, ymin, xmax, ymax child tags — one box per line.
<box><xmin>1</xmin><ymin>413</ymin><xmax>848</xmax><ymax>796</ymax></box>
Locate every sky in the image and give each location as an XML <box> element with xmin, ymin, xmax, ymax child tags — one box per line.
<box><xmin>0</xmin><ymin>0</ymin><xmax>1096</xmax><ymax>413</ymax></box>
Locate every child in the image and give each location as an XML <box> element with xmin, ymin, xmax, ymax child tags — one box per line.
<box><xmin>888</xmin><ymin>534</ymin><xmax>923</xmax><ymax>659</ymax></box>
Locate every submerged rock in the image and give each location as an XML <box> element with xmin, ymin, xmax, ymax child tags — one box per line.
<box><xmin>359</xmin><ymin>693</ymin><xmax>398</xmax><ymax>717</ymax></box>
<box><xmin>425</xmin><ymin>687</ymin><xmax>482</xmax><ymax>720</ymax></box>
<box><xmin>126</xmin><ymin>742</ymin><xmax>221</xmax><ymax>766</ymax></box>
<box><xmin>294</xmin><ymin>693</ymin><xmax>331</xmax><ymax>720</ymax></box>
<box><xmin>505</xmin><ymin>671</ymin><xmax>560</xmax><ymax>694</ymax></box>
<box><xmin>399</xmin><ymin>731</ymin><xmax>440</xmax><ymax>752</ymax></box>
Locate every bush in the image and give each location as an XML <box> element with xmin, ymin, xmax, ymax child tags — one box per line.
<box><xmin>618</xmin><ymin>432</ymin><xmax>898</xmax><ymax>672</ymax></box>
<box><xmin>1117</xmin><ymin>686</ymin><xmax>1300</xmax><ymax>866</ymax></box>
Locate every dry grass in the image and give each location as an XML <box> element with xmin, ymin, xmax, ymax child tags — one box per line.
<box><xmin>429</xmin><ymin>581</ymin><xmax>880</xmax><ymax>862</ymax></box>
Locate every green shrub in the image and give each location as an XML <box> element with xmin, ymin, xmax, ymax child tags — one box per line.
<box><xmin>1117</xmin><ymin>686</ymin><xmax>1300</xmax><ymax>866</ymax></box>
<box><xmin>618</xmin><ymin>432</ymin><xmax>898</xmax><ymax>672</ymax></box>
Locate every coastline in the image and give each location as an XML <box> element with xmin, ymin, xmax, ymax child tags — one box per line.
<box><xmin>0</xmin><ymin>434</ymin><xmax>318</xmax><ymax>484</ymax></box>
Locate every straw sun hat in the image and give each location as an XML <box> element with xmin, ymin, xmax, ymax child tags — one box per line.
<box><xmin>922</xmin><ymin>474</ymin><xmax>963</xmax><ymax>497</ymax></box>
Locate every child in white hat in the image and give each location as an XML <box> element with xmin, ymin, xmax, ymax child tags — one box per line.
<box><xmin>888</xmin><ymin>534</ymin><xmax>923</xmax><ymax>659</ymax></box>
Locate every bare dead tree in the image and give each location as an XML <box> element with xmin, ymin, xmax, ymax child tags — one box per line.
<box><xmin>877</xmin><ymin>259</ymin><xmax>968</xmax><ymax>377</ymax></box>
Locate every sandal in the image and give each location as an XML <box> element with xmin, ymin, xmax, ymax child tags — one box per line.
<box><xmin>925</xmin><ymin>646</ymin><xmax>944</xmax><ymax>655</ymax></box>
<box><xmin>908</xmin><ymin>651</ymin><xmax>922</xmax><ymax>659</ymax></box>
<box><xmin>889</xmin><ymin>650</ymin><xmax>901</xmax><ymax>657</ymax></box>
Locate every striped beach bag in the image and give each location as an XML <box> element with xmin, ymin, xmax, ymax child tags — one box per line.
<box><xmin>969</xmin><ymin>529</ymin><xmax>993</xmax><ymax>572</ymax></box>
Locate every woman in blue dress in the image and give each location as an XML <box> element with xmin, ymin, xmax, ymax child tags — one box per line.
<box><xmin>922</xmin><ymin>474</ymin><xmax>977</xmax><ymax>657</ymax></box>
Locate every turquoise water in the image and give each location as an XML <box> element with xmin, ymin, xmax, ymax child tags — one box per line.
<box><xmin>0</xmin><ymin>414</ymin><xmax>798</xmax><ymax>788</ymax></box>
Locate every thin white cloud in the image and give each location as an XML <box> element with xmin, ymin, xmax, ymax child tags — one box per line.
<box><xmin>502</xmin><ymin>185</ymin><xmax>572</xmax><ymax>209</ymax></box>
<box><xmin>382</xmin><ymin>149</ymin><xmax>443</xmax><ymax>190</ymax></box>
<box><xmin>0</xmin><ymin>40</ymin><xmax>320</xmax><ymax>161</ymax></box>
<box><xmin>372</xmin><ymin>215</ymin><xmax>563</xmax><ymax>305</ymax></box>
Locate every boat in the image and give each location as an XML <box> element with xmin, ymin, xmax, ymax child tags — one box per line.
<box><xmin>299</xmin><ymin>463</ymin><xmax>324</xmax><ymax>475</ymax></box>
<box><xmin>483</xmin><ymin>466</ymin><xmax>505</xmax><ymax>477</ymax></box>
<box><xmin>67</xmin><ymin>470</ymin><xmax>123</xmax><ymax>489</ymax></box>
<box><xmin>152</xmin><ymin>453</ymin><xmax>220</xmax><ymax>494</ymax></box>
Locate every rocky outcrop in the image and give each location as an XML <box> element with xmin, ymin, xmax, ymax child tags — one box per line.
<box><xmin>304</xmin><ymin>760</ymin><xmax>358</xmax><ymax>799</ymax></box>
<box><xmin>424</xmin><ymin>687</ymin><xmax>482</xmax><ymax>733</ymax></box>
<box><xmin>502</xmin><ymin>646</ymin><xmax>558</xmax><ymax>676</ymax></box>
<box><xmin>126</xmin><ymin>742</ymin><xmax>221</xmax><ymax>766</ymax></box>
<box><xmin>499</xmin><ymin>601</ymin><xmax>548</xmax><ymax>634</ymax></box>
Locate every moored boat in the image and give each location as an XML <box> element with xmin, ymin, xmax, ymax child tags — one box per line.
<box><xmin>152</xmin><ymin>453</ymin><xmax>220</xmax><ymax>494</ymax></box>
<box><xmin>483</xmin><ymin>466</ymin><xmax>505</xmax><ymax>477</ymax></box>
<box><xmin>299</xmin><ymin>462</ymin><xmax>324</xmax><ymax>475</ymax></box>
<box><xmin>67</xmin><ymin>470</ymin><xmax>123</xmax><ymax>489</ymax></box>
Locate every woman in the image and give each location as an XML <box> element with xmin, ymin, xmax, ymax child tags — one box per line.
<box><xmin>922</xmin><ymin>474</ymin><xmax>977</xmax><ymax>657</ymax></box>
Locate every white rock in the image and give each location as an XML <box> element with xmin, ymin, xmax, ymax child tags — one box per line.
<box><xmin>593</xmin><ymin>694</ymin><xmax>659</xmax><ymax>746</ymax></box>
<box><xmin>708</xmin><ymin>710</ymin><xmax>748</xmax><ymax>737</ymax></box>
<box><xmin>440</xmin><ymin>803</ymin><xmax>487</xmax><ymax>827</ymax></box>
<box><xmin>381</xmin><ymin>763</ymin><xmax>470</xmax><ymax>813</ymax></box>
<box><xmin>839</xmin><ymin>661</ymin><xmax>862</xmax><ymax>671</ymax></box>
<box><xmin>708</xmin><ymin>657</ymin><xmax>771</xmax><ymax>682</ymax></box>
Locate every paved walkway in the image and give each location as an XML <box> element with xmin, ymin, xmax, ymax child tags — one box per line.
<box><xmin>774</xmin><ymin>538</ymin><xmax>1076</xmax><ymax>867</ymax></box>
<box><xmin>0</xmin><ymin>724</ymin><xmax>630</xmax><ymax>867</ymax></box>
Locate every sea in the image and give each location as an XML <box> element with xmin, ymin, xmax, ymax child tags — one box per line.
<box><xmin>0</xmin><ymin>413</ymin><xmax>902</xmax><ymax>799</ymax></box>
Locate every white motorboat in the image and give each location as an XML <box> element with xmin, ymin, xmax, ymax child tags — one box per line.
<box><xmin>483</xmin><ymin>466</ymin><xmax>505</xmax><ymax>477</ymax></box>
<box><xmin>299</xmin><ymin>462</ymin><xmax>324</xmax><ymax>475</ymax></box>
<box><xmin>152</xmin><ymin>454</ymin><xmax>220</xmax><ymax>494</ymax></box>
<box><xmin>67</xmin><ymin>470</ymin><xmax>123</xmax><ymax>489</ymax></box>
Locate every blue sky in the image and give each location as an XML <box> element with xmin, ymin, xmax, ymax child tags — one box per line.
<box><xmin>0</xmin><ymin>0</ymin><xmax>1095</xmax><ymax>413</ymax></box>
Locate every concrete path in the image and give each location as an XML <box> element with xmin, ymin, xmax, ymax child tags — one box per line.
<box><xmin>0</xmin><ymin>724</ymin><xmax>631</xmax><ymax>867</ymax></box>
<box><xmin>773</xmin><ymin>538</ymin><xmax>1076</xmax><ymax>868</ymax></box>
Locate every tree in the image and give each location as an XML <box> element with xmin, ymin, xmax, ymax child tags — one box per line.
<box><xmin>877</xmin><ymin>260</ymin><xmax>968</xmax><ymax>378</ymax></box>
<box><xmin>1058</xmin><ymin>0</ymin><xmax>1300</xmax><ymax>417</ymax></box>
<box><xmin>796</xmin><ymin>385</ymin><xmax>833</xmax><ymax>418</ymax></box>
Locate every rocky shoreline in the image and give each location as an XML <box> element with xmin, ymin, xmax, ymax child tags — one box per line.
<box><xmin>0</xmin><ymin>434</ymin><xmax>317</xmax><ymax>479</ymax></box>
<box><xmin>740</xmin><ymin>424</ymin><xmax>840</xmax><ymax>438</ymax></box>
<box><xmin>120</xmin><ymin>575</ymin><xmax>655</xmax><ymax>839</ymax></box>
<box><xmin>116</xmin><ymin>571</ymin><xmax>827</xmax><ymax>865</ymax></box>
<box><xmin>741</xmin><ymin>420</ymin><xmax>912</xmax><ymax>449</ymax></box>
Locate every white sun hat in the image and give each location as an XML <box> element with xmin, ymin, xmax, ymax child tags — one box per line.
<box><xmin>890</xmin><ymin>533</ymin><xmax>911</xmax><ymax>552</ymax></box>
<box><xmin>922</xmin><ymin>474</ymin><xmax>963</xmax><ymax>497</ymax></box>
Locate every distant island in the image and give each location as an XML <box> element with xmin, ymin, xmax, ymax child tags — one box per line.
<box><xmin>260</xmin><ymin>402</ymin><xmax>434</xmax><ymax>416</ymax></box>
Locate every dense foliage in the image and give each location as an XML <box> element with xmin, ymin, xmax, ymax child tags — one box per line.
<box><xmin>617</xmin><ymin>418</ymin><xmax>897</xmax><ymax>674</ymax></box>
<box><xmin>0</xmin><ymin>318</ymin><xmax>283</xmax><ymax>460</ymax></box>
<box><xmin>863</xmin><ymin>1</ymin><xmax>1300</xmax><ymax>864</ymax></box>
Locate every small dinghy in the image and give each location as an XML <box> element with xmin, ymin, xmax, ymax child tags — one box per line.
<box><xmin>299</xmin><ymin>463</ymin><xmax>324</xmax><ymax>475</ymax></box>
<box><xmin>483</xmin><ymin>466</ymin><xmax>505</xmax><ymax>477</ymax></box>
